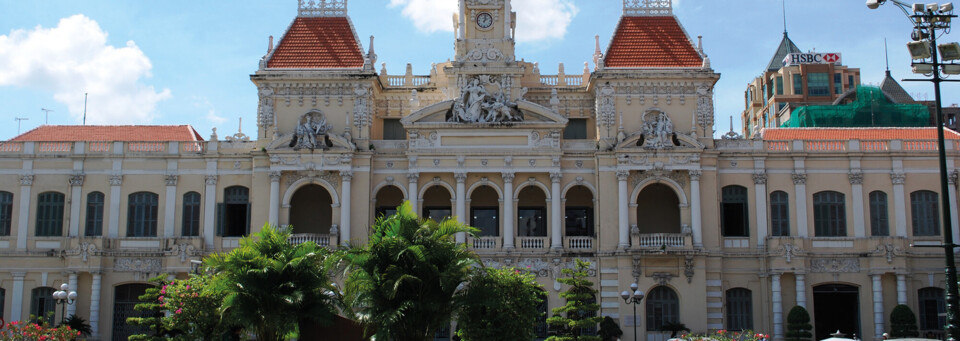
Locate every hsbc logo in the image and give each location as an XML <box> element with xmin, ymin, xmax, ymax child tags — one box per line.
<box><xmin>783</xmin><ymin>52</ymin><xmax>843</xmax><ymax>66</ymax></box>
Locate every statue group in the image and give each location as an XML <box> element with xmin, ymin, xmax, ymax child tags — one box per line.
<box><xmin>290</xmin><ymin>110</ymin><xmax>333</xmax><ymax>150</ymax></box>
<box><xmin>448</xmin><ymin>78</ymin><xmax>523</xmax><ymax>123</ymax></box>
<box><xmin>641</xmin><ymin>111</ymin><xmax>675</xmax><ymax>149</ymax></box>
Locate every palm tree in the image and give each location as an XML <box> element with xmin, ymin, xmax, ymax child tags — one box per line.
<box><xmin>339</xmin><ymin>201</ymin><xmax>478</xmax><ymax>341</ymax></box>
<box><xmin>205</xmin><ymin>224</ymin><xmax>341</xmax><ymax>341</ymax></box>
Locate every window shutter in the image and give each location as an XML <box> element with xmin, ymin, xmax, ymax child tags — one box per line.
<box><xmin>245</xmin><ymin>202</ymin><xmax>252</xmax><ymax>235</ymax></box>
<box><xmin>216</xmin><ymin>203</ymin><xmax>224</xmax><ymax>236</ymax></box>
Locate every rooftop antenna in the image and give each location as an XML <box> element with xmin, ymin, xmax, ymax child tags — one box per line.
<box><xmin>782</xmin><ymin>0</ymin><xmax>788</xmax><ymax>34</ymax></box>
<box><xmin>15</xmin><ymin>117</ymin><xmax>28</xmax><ymax>135</ymax></box>
<box><xmin>884</xmin><ymin>38</ymin><xmax>891</xmax><ymax>73</ymax></box>
<box><xmin>83</xmin><ymin>93</ymin><xmax>88</xmax><ymax>125</ymax></box>
<box><xmin>40</xmin><ymin>108</ymin><xmax>53</xmax><ymax>125</ymax></box>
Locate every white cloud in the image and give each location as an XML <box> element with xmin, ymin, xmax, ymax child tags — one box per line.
<box><xmin>192</xmin><ymin>96</ymin><xmax>227</xmax><ymax>125</ymax></box>
<box><xmin>0</xmin><ymin>14</ymin><xmax>170</xmax><ymax>125</ymax></box>
<box><xmin>388</xmin><ymin>0</ymin><xmax>578</xmax><ymax>42</ymax></box>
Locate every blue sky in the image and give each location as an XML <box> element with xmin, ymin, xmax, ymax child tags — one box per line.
<box><xmin>1</xmin><ymin>0</ymin><xmax>959</xmax><ymax>140</ymax></box>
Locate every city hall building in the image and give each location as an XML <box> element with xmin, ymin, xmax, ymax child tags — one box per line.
<box><xmin>1</xmin><ymin>1</ymin><xmax>958</xmax><ymax>340</ymax></box>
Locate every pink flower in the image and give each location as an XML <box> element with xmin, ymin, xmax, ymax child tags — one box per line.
<box><xmin>159</xmin><ymin>295</ymin><xmax>164</xmax><ymax>301</ymax></box>
<box><xmin>185</xmin><ymin>285</ymin><xmax>191</xmax><ymax>290</ymax></box>
<box><xmin>175</xmin><ymin>308</ymin><xmax>182</xmax><ymax>314</ymax></box>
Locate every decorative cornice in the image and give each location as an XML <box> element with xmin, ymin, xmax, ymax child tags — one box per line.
<box><xmin>791</xmin><ymin>172</ymin><xmax>807</xmax><ymax>185</ymax></box>
<box><xmin>848</xmin><ymin>172</ymin><xmax>864</xmax><ymax>185</ymax></box>
<box><xmin>890</xmin><ymin>172</ymin><xmax>906</xmax><ymax>185</ymax></box>
<box><xmin>69</xmin><ymin>174</ymin><xmax>85</xmax><ymax>186</ymax></box>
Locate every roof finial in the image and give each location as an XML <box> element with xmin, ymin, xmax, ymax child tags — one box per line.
<box><xmin>623</xmin><ymin>0</ymin><xmax>672</xmax><ymax>16</ymax></box>
<box><xmin>593</xmin><ymin>35</ymin><xmax>603</xmax><ymax>69</ymax></box>
<box><xmin>298</xmin><ymin>0</ymin><xmax>347</xmax><ymax>17</ymax></box>
<box><xmin>884</xmin><ymin>37</ymin><xmax>891</xmax><ymax>73</ymax></box>
<box><xmin>782</xmin><ymin>0</ymin><xmax>788</xmax><ymax>34</ymax></box>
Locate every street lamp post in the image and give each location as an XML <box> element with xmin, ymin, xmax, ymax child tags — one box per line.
<box><xmin>52</xmin><ymin>283</ymin><xmax>78</xmax><ymax>325</ymax></box>
<box><xmin>621</xmin><ymin>282</ymin><xmax>645</xmax><ymax>341</ymax></box>
<box><xmin>869</xmin><ymin>1</ymin><xmax>960</xmax><ymax>340</ymax></box>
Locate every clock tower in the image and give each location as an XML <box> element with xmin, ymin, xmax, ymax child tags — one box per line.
<box><xmin>454</xmin><ymin>0</ymin><xmax>516</xmax><ymax>63</ymax></box>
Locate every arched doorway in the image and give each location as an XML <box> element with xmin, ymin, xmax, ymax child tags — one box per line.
<box><xmin>289</xmin><ymin>184</ymin><xmax>333</xmax><ymax>235</ymax></box>
<box><xmin>636</xmin><ymin>184</ymin><xmax>681</xmax><ymax>234</ymax></box>
<box><xmin>517</xmin><ymin>186</ymin><xmax>547</xmax><ymax>237</ymax></box>
<box><xmin>422</xmin><ymin>185</ymin><xmax>452</xmax><ymax>221</ymax></box>
<box><xmin>374</xmin><ymin>186</ymin><xmax>404</xmax><ymax>218</ymax></box>
<box><xmin>813</xmin><ymin>284</ymin><xmax>860</xmax><ymax>340</ymax></box>
<box><xmin>470</xmin><ymin>186</ymin><xmax>500</xmax><ymax>236</ymax></box>
<box><xmin>112</xmin><ymin>283</ymin><xmax>154</xmax><ymax>341</ymax></box>
<box><xmin>564</xmin><ymin>185</ymin><xmax>595</xmax><ymax>237</ymax></box>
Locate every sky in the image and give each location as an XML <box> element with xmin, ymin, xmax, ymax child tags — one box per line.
<box><xmin>1</xmin><ymin>0</ymin><xmax>960</xmax><ymax>141</ymax></box>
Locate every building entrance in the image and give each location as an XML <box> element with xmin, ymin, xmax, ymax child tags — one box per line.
<box><xmin>813</xmin><ymin>284</ymin><xmax>861</xmax><ymax>340</ymax></box>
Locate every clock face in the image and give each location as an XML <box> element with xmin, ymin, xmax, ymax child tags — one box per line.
<box><xmin>477</xmin><ymin>12</ymin><xmax>493</xmax><ymax>29</ymax></box>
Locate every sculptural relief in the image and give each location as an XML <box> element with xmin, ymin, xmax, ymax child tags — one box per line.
<box><xmin>448</xmin><ymin>76</ymin><xmax>523</xmax><ymax>123</ymax></box>
<box><xmin>290</xmin><ymin>110</ymin><xmax>334</xmax><ymax>150</ymax></box>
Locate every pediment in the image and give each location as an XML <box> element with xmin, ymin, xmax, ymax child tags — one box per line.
<box><xmin>401</xmin><ymin>99</ymin><xmax>568</xmax><ymax>128</ymax></box>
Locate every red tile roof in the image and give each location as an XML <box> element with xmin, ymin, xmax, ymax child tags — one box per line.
<box><xmin>11</xmin><ymin>125</ymin><xmax>204</xmax><ymax>142</ymax></box>
<box><xmin>604</xmin><ymin>16</ymin><xmax>703</xmax><ymax>68</ymax></box>
<box><xmin>266</xmin><ymin>17</ymin><xmax>364</xmax><ymax>69</ymax></box>
<box><xmin>762</xmin><ymin>128</ymin><xmax>960</xmax><ymax>140</ymax></box>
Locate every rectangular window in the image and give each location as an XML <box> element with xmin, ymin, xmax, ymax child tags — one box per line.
<box><xmin>36</xmin><ymin>192</ymin><xmax>65</xmax><ymax>237</ymax></box>
<box><xmin>807</xmin><ymin>72</ymin><xmax>830</xmax><ymax>96</ymax></box>
<box><xmin>0</xmin><ymin>192</ymin><xmax>12</xmax><ymax>236</ymax></box>
<box><xmin>770</xmin><ymin>192</ymin><xmax>790</xmax><ymax>236</ymax></box>
<box><xmin>776</xmin><ymin>76</ymin><xmax>784</xmax><ymax>95</ymax></box>
<box><xmin>471</xmin><ymin>207</ymin><xmax>499</xmax><ymax>236</ymax></box>
<box><xmin>564</xmin><ymin>207</ymin><xmax>594</xmax><ymax>237</ymax></box>
<box><xmin>127</xmin><ymin>192</ymin><xmax>159</xmax><ymax>237</ymax></box>
<box><xmin>793</xmin><ymin>74</ymin><xmax>803</xmax><ymax>95</ymax></box>
<box><xmin>834</xmin><ymin>73</ymin><xmax>842</xmax><ymax>94</ymax></box>
<box><xmin>382</xmin><ymin>118</ymin><xmax>405</xmax><ymax>140</ymax></box>
<box><xmin>762</xmin><ymin>84</ymin><xmax>768</xmax><ymax>103</ymax></box>
<box><xmin>217</xmin><ymin>187</ymin><xmax>250</xmax><ymax>237</ymax></box>
<box><xmin>726</xmin><ymin>289</ymin><xmax>754</xmax><ymax>331</ymax></box>
<box><xmin>182</xmin><ymin>192</ymin><xmax>201</xmax><ymax>237</ymax></box>
<box><xmin>721</xmin><ymin>186</ymin><xmax>749</xmax><ymax>237</ymax></box>
<box><xmin>85</xmin><ymin>192</ymin><xmax>105</xmax><ymax>236</ymax></box>
<box><xmin>848</xmin><ymin>75</ymin><xmax>856</xmax><ymax>90</ymax></box>
<box><xmin>517</xmin><ymin>207</ymin><xmax>546</xmax><ymax>237</ymax></box>
<box><xmin>912</xmin><ymin>191</ymin><xmax>941</xmax><ymax>236</ymax></box>
<box><xmin>870</xmin><ymin>191</ymin><xmax>890</xmax><ymax>236</ymax></box>
<box><xmin>422</xmin><ymin>207</ymin><xmax>451</xmax><ymax>222</ymax></box>
<box><xmin>813</xmin><ymin>192</ymin><xmax>847</xmax><ymax>237</ymax></box>
<box><xmin>564</xmin><ymin>118</ymin><xmax>588</xmax><ymax>139</ymax></box>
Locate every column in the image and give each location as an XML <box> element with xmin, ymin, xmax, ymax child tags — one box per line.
<box><xmin>163</xmin><ymin>175</ymin><xmax>177</xmax><ymax>238</ymax></box>
<box><xmin>90</xmin><ymin>272</ymin><xmax>102</xmax><ymax>338</ymax></box>
<box><xmin>550</xmin><ymin>172</ymin><xmax>562</xmax><ymax>250</ymax></box>
<box><xmin>108</xmin><ymin>175</ymin><xmax>123</xmax><ymax>238</ymax></box>
<box><xmin>17</xmin><ymin>175</ymin><xmax>33</xmax><ymax>249</ymax></box>
<box><xmin>268</xmin><ymin>172</ymin><xmax>281</xmax><ymax>226</ymax></box>
<box><xmin>754</xmin><ymin>172</ymin><xmax>768</xmax><ymax>247</ymax></box>
<box><xmin>772</xmin><ymin>273</ymin><xmax>784</xmax><ymax>341</ymax></box>
<box><xmin>68</xmin><ymin>174</ymin><xmax>84</xmax><ymax>237</ymax></box>
<box><xmin>897</xmin><ymin>273</ymin><xmax>908</xmax><ymax>305</ymax></box>
<box><xmin>949</xmin><ymin>171</ymin><xmax>959</xmax><ymax>245</ymax></box>
<box><xmin>872</xmin><ymin>274</ymin><xmax>885</xmax><ymax>340</ymax></box>
<box><xmin>67</xmin><ymin>272</ymin><xmax>78</xmax><ymax>318</ymax></box>
<box><xmin>891</xmin><ymin>173</ymin><xmax>907</xmax><ymax>237</ymax></box>
<box><xmin>11</xmin><ymin>272</ymin><xmax>25</xmax><ymax>322</ymax></box>
<box><xmin>850</xmin><ymin>172</ymin><xmax>866</xmax><ymax>237</ymax></box>
<box><xmin>795</xmin><ymin>273</ymin><xmax>806</xmax><ymax>309</ymax></box>
<box><xmin>340</xmin><ymin>170</ymin><xmax>353</xmax><ymax>246</ymax></box>
<box><xmin>502</xmin><ymin>172</ymin><xmax>515</xmax><ymax>249</ymax></box>
<box><xmin>203</xmin><ymin>175</ymin><xmax>217</xmax><ymax>248</ymax></box>
<box><xmin>690</xmin><ymin>170</ymin><xmax>703</xmax><ymax>247</ymax></box>
<box><xmin>407</xmin><ymin>172</ymin><xmax>420</xmax><ymax>214</ymax></box>
<box><xmin>793</xmin><ymin>173</ymin><xmax>808</xmax><ymax>237</ymax></box>
<box><xmin>455</xmin><ymin>172</ymin><xmax>466</xmax><ymax>244</ymax></box>
<box><xmin>617</xmin><ymin>170</ymin><xmax>630</xmax><ymax>249</ymax></box>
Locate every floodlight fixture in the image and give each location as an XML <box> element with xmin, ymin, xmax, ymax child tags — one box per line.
<box><xmin>942</xmin><ymin>2</ymin><xmax>954</xmax><ymax>11</ymax></box>
<box><xmin>915</xmin><ymin>3</ymin><xmax>928</xmax><ymax>12</ymax></box>
<box><xmin>913</xmin><ymin>62</ymin><xmax>935</xmax><ymax>73</ymax></box>
<box><xmin>867</xmin><ymin>0</ymin><xmax>883</xmax><ymax>9</ymax></box>
<box><xmin>942</xmin><ymin>63</ymin><xmax>960</xmax><ymax>74</ymax></box>
<box><xmin>939</xmin><ymin>42</ymin><xmax>960</xmax><ymax>60</ymax></box>
<box><xmin>908</xmin><ymin>40</ymin><xmax>933</xmax><ymax>59</ymax></box>
<box><xmin>929</xmin><ymin>3</ymin><xmax>941</xmax><ymax>12</ymax></box>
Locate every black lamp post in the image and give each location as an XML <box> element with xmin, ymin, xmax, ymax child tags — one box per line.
<box><xmin>621</xmin><ymin>282</ymin><xmax>645</xmax><ymax>341</ymax></box>
<box><xmin>52</xmin><ymin>283</ymin><xmax>77</xmax><ymax>325</ymax></box>
<box><xmin>869</xmin><ymin>1</ymin><xmax>960</xmax><ymax>340</ymax></box>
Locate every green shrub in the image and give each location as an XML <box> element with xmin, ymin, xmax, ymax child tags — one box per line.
<box><xmin>890</xmin><ymin>304</ymin><xmax>919</xmax><ymax>338</ymax></box>
<box><xmin>785</xmin><ymin>305</ymin><xmax>812</xmax><ymax>341</ymax></box>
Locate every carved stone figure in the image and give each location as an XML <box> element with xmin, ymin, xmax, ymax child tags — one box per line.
<box><xmin>641</xmin><ymin>110</ymin><xmax>675</xmax><ymax>149</ymax></box>
<box><xmin>448</xmin><ymin>76</ymin><xmax>522</xmax><ymax>123</ymax></box>
<box><xmin>290</xmin><ymin>110</ymin><xmax>334</xmax><ymax>150</ymax></box>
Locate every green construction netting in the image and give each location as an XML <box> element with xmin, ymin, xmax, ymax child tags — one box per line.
<box><xmin>780</xmin><ymin>86</ymin><xmax>930</xmax><ymax>128</ymax></box>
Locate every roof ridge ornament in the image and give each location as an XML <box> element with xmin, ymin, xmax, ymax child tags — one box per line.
<box><xmin>623</xmin><ymin>0</ymin><xmax>672</xmax><ymax>16</ymax></box>
<box><xmin>298</xmin><ymin>0</ymin><xmax>347</xmax><ymax>17</ymax></box>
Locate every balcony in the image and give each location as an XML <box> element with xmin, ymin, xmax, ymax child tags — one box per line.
<box><xmin>565</xmin><ymin>236</ymin><xmax>594</xmax><ymax>250</ymax></box>
<box><xmin>288</xmin><ymin>233</ymin><xmax>336</xmax><ymax>247</ymax></box>
<box><xmin>469</xmin><ymin>236</ymin><xmax>500</xmax><ymax>250</ymax></box>
<box><xmin>517</xmin><ymin>236</ymin><xmax>548</xmax><ymax>250</ymax></box>
<box><xmin>634</xmin><ymin>233</ymin><xmax>685</xmax><ymax>248</ymax></box>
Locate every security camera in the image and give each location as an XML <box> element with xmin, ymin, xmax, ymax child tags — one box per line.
<box><xmin>866</xmin><ymin>0</ymin><xmax>883</xmax><ymax>9</ymax></box>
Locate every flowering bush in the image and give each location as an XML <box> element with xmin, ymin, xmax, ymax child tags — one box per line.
<box><xmin>0</xmin><ymin>319</ymin><xmax>82</xmax><ymax>341</ymax></box>
<box><xmin>160</xmin><ymin>274</ymin><xmax>227</xmax><ymax>341</ymax></box>
<box><xmin>679</xmin><ymin>330</ymin><xmax>770</xmax><ymax>341</ymax></box>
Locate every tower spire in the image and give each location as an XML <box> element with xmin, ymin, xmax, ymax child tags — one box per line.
<box><xmin>782</xmin><ymin>0</ymin><xmax>788</xmax><ymax>34</ymax></box>
<box><xmin>885</xmin><ymin>38</ymin><xmax>891</xmax><ymax>73</ymax></box>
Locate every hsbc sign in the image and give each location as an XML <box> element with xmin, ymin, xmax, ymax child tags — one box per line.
<box><xmin>782</xmin><ymin>52</ymin><xmax>842</xmax><ymax>66</ymax></box>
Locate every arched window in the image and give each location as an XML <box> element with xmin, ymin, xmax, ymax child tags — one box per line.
<box><xmin>36</xmin><ymin>192</ymin><xmax>65</xmax><ymax>237</ymax></box>
<box><xmin>646</xmin><ymin>286</ymin><xmax>679</xmax><ymax>331</ymax></box>
<box><xmin>470</xmin><ymin>186</ymin><xmax>499</xmax><ymax>237</ymax></box>
<box><xmin>113</xmin><ymin>284</ymin><xmax>153</xmax><ymax>341</ymax></box>
<box><xmin>813</xmin><ymin>191</ymin><xmax>846</xmax><ymax>237</ymax></box>
<box><xmin>564</xmin><ymin>186</ymin><xmax>594</xmax><ymax>237</ymax></box>
<box><xmin>918</xmin><ymin>287</ymin><xmax>945</xmax><ymax>330</ymax></box>
<box><xmin>30</xmin><ymin>287</ymin><xmax>56</xmax><ymax>322</ymax></box>
<box><xmin>770</xmin><ymin>191</ymin><xmax>789</xmax><ymax>236</ymax></box>
<box><xmin>127</xmin><ymin>192</ymin><xmax>159</xmax><ymax>237</ymax></box>
<box><xmin>0</xmin><ymin>191</ymin><xmax>12</xmax><ymax>236</ymax></box>
<box><xmin>85</xmin><ymin>192</ymin><xmax>105</xmax><ymax>236</ymax></box>
<box><xmin>517</xmin><ymin>186</ymin><xmax>547</xmax><ymax>237</ymax></box>
<box><xmin>721</xmin><ymin>186</ymin><xmax>749</xmax><ymax>237</ymax></box>
<box><xmin>217</xmin><ymin>186</ymin><xmax>250</xmax><ymax>237</ymax></box>
<box><xmin>869</xmin><ymin>191</ymin><xmax>889</xmax><ymax>236</ymax></box>
<box><xmin>182</xmin><ymin>192</ymin><xmax>201</xmax><ymax>237</ymax></box>
<box><xmin>726</xmin><ymin>288</ymin><xmax>753</xmax><ymax>331</ymax></box>
<box><xmin>911</xmin><ymin>190</ymin><xmax>940</xmax><ymax>236</ymax></box>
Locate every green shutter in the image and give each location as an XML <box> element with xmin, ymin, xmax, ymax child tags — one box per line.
<box><xmin>245</xmin><ymin>203</ymin><xmax>252</xmax><ymax>235</ymax></box>
<box><xmin>216</xmin><ymin>203</ymin><xmax>224</xmax><ymax>236</ymax></box>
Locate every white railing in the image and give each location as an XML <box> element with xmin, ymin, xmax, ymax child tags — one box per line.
<box><xmin>470</xmin><ymin>236</ymin><xmax>499</xmax><ymax>249</ymax></box>
<box><xmin>518</xmin><ymin>237</ymin><xmax>547</xmax><ymax>249</ymax></box>
<box><xmin>0</xmin><ymin>142</ymin><xmax>22</xmax><ymax>153</ymax></box>
<box><xmin>765</xmin><ymin>141</ymin><xmax>789</xmax><ymax>151</ymax></box>
<box><xmin>182</xmin><ymin>142</ymin><xmax>204</xmax><ymax>153</ymax></box>
<box><xmin>860</xmin><ymin>140</ymin><xmax>889</xmax><ymax>151</ymax></box>
<box><xmin>540</xmin><ymin>76</ymin><xmax>558</xmax><ymax>86</ymax></box>
<box><xmin>635</xmin><ymin>233</ymin><xmax>684</xmax><ymax>248</ymax></box>
<box><xmin>384</xmin><ymin>75</ymin><xmax>431</xmax><ymax>87</ymax></box>
<box><xmin>127</xmin><ymin>142</ymin><xmax>165</xmax><ymax>153</ymax></box>
<box><xmin>566</xmin><ymin>236</ymin><xmax>594</xmax><ymax>249</ymax></box>
<box><xmin>804</xmin><ymin>140</ymin><xmax>845</xmax><ymax>151</ymax></box>
<box><xmin>903</xmin><ymin>140</ymin><xmax>938</xmax><ymax>151</ymax></box>
<box><xmin>566</xmin><ymin>77</ymin><xmax>583</xmax><ymax>86</ymax></box>
<box><xmin>38</xmin><ymin>142</ymin><xmax>71</xmax><ymax>153</ymax></box>
<box><xmin>88</xmin><ymin>142</ymin><xmax>111</xmax><ymax>153</ymax></box>
<box><xmin>288</xmin><ymin>233</ymin><xmax>331</xmax><ymax>247</ymax></box>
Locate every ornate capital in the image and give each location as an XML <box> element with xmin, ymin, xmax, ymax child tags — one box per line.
<box><xmin>454</xmin><ymin>172</ymin><xmax>467</xmax><ymax>183</ymax></box>
<box><xmin>501</xmin><ymin>172</ymin><xmax>515</xmax><ymax>183</ymax></box>
<box><xmin>164</xmin><ymin>174</ymin><xmax>179</xmax><ymax>186</ymax></box>
<box><xmin>550</xmin><ymin>172</ymin><xmax>562</xmax><ymax>183</ymax></box>
<box><xmin>848</xmin><ymin>172</ymin><xmax>864</xmax><ymax>185</ymax></box>
<box><xmin>752</xmin><ymin>172</ymin><xmax>767</xmax><ymax>185</ymax></box>
<box><xmin>204</xmin><ymin>175</ymin><xmax>218</xmax><ymax>186</ymax></box>
<box><xmin>791</xmin><ymin>172</ymin><xmax>807</xmax><ymax>185</ymax></box>
<box><xmin>19</xmin><ymin>174</ymin><xmax>33</xmax><ymax>186</ymax></box>
<box><xmin>407</xmin><ymin>172</ymin><xmax>420</xmax><ymax>183</ymax></box>
<box><xmin>269</xmin><ymin>171</ymin><xmax>282</xmax><ymax>182</ymax></box>
<box><xmin>69</xmin><ymin>173</ymin><xmax>85</xmax><ymax>186</ymax></box>
<box><xmin>950</xmin><ymin>170</ymin><xmax>958</xmax><ymax>185</ymax></box>
<box><xmin>616</xmin><ymin>170</ymin><xmax>630</xmax><ymax>181</ymax></box>
<box><xmin>891</xmin><ymin>172</ymin><xmax>906</xmax><ymax>185</ymax></box>
<box><xmin>339</xmin><ymin>170</ymin><xmax>353</xmax><ymax>182</ymax></box>
<box><xmin>688</xmin><ymin>170</ymin><xmax>702</xmax><ymax>181</ymax></box>
<box><xmin>109</xmin><ymin>175</ymin><xmax>123</xmax><ymax>186</ymax></box>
